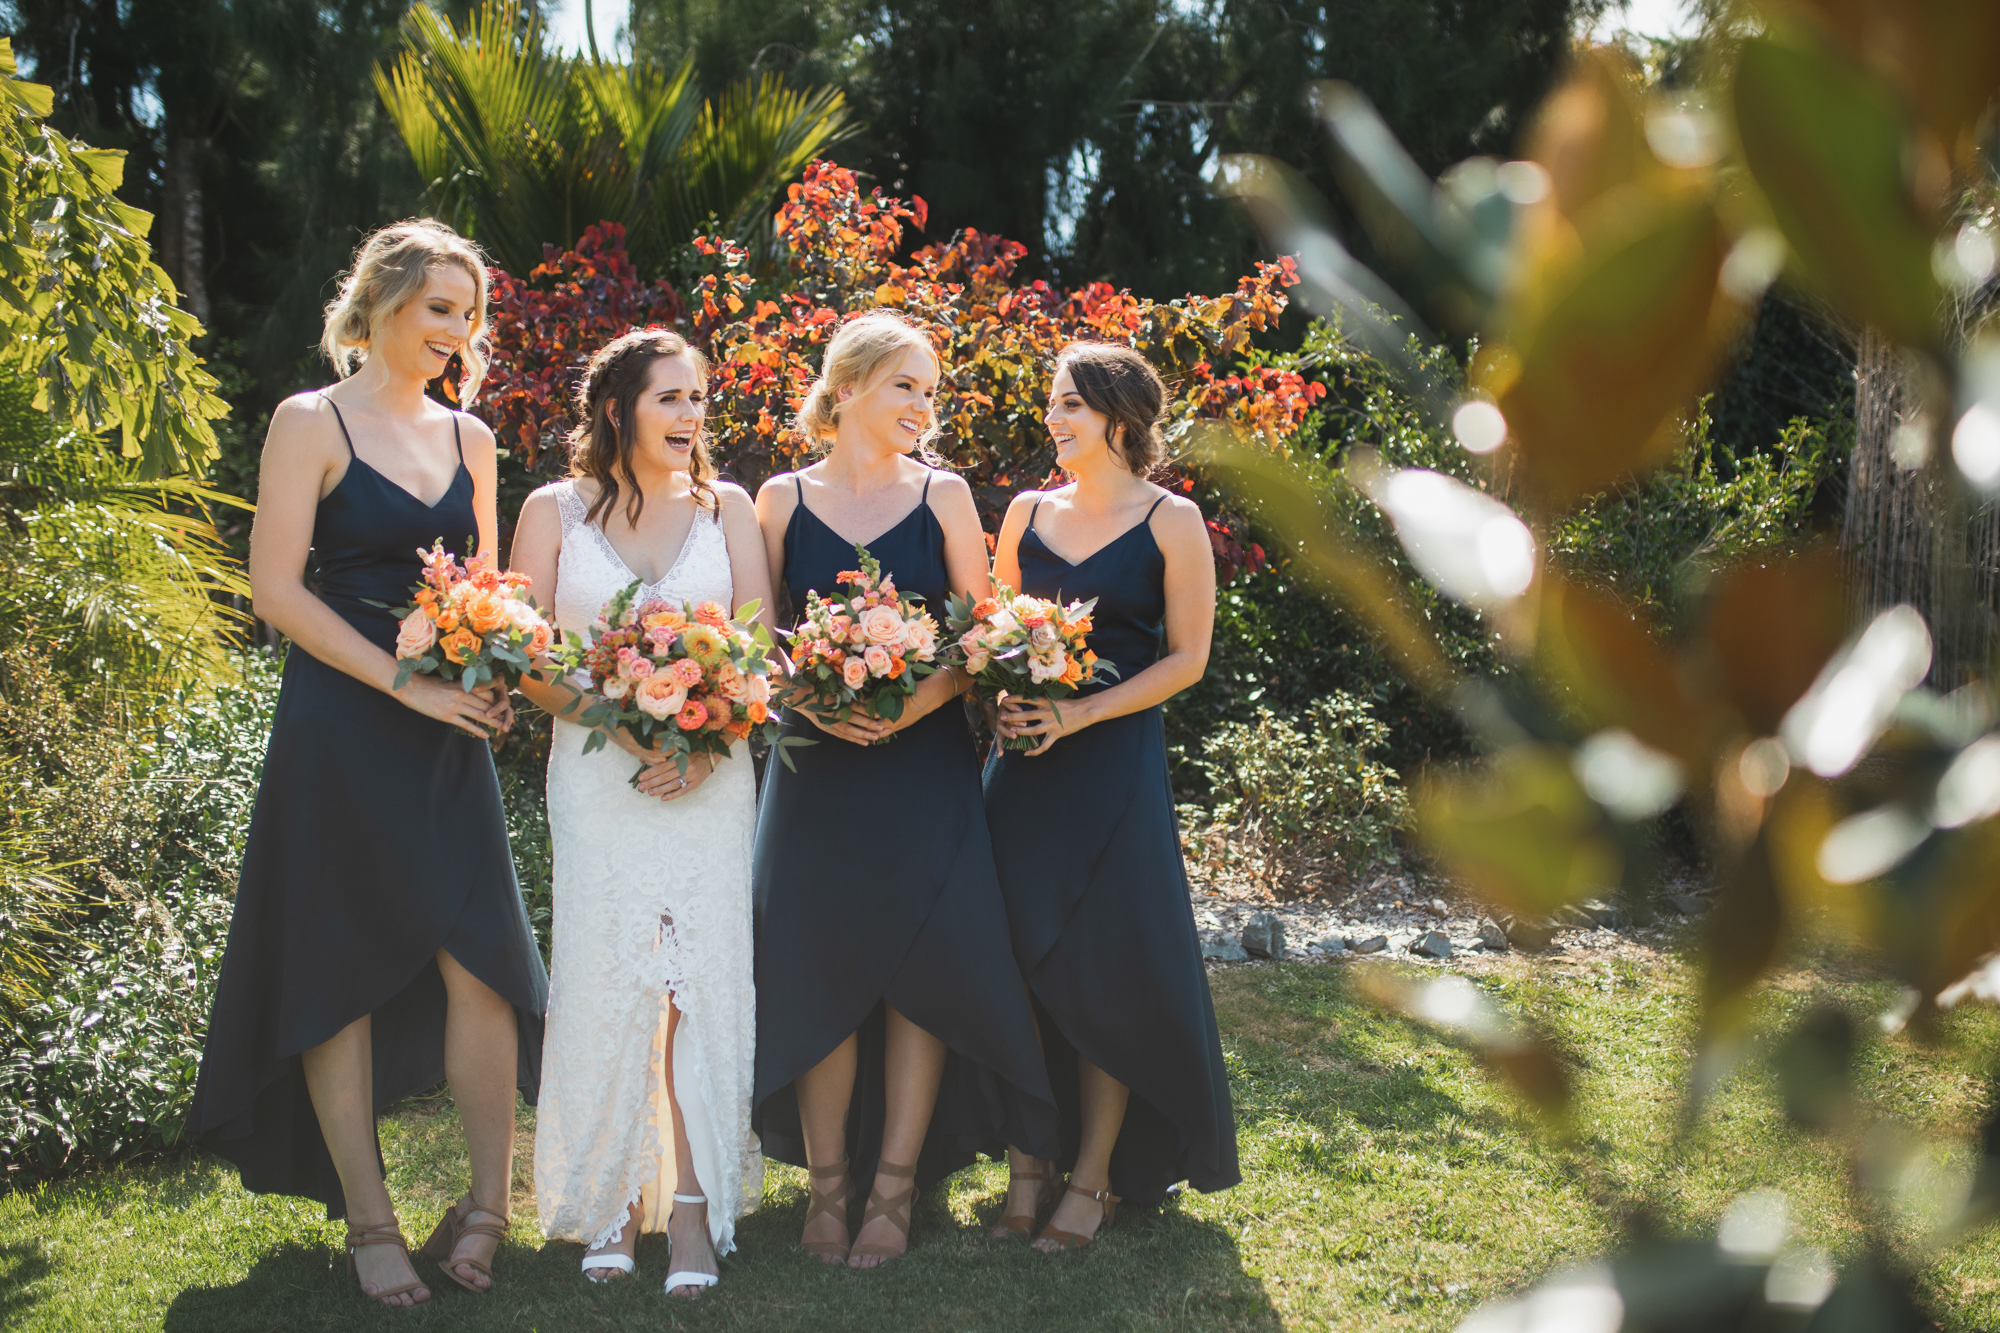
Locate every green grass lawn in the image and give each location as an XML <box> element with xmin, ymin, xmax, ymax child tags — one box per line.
<box><xmin>3</xmin><ymin>950</ymin><xmax>1997</xmax><ymax>1332</ymax></box>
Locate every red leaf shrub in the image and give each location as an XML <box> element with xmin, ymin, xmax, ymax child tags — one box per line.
<box><xmin>472</xmin><ymin>164</ymin><xmax>1324</xmax><ymax>579</ymax></box>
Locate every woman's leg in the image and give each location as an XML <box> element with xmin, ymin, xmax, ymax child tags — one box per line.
<box><xmin>300</xmin><ymin>1016</ymin><xmax>430</xmax><ymax>1307</ymax></box>
<box><xmin>663</xmin><ymin>1000</ymin><xmax>718</xmax><ymax>1295</ymax></box>
<box><xmin>794</xmin><ymin>1030</ymin><xmax>858</xmax><ymax>1255</ymax></box>
<box><xmin>997</xmin><ymin>989</ymin><xmax>1051</xmax><ymax>1232</ymax></box>
<box><xmin>437</xmin><ymin>949</ymin><xmax>519</xmax><ymax>1289</ymax></box>
<box><xmin>849</xmin><ymin>1005</ymin><xmax>945</xmax><ymax>1267</ymax></box>
<box><xmin>1033</xmin><ymin>1056</ymin><xmax>1128</xmax><ymax>1251</ymax></box>
<box><xmin>580</xmin><ymin>989</ymin><xmax>652</xmax><ymax>1280</ymax></box>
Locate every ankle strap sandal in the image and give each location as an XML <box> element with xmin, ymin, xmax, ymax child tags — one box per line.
<box><xmin>417</xmin><ymin>1193</ymin><xmax>510</xmax><ymax>1293</ymax></box>
<box><xmin>801</xmin><ymin>1157</ymin><xmax>852</xmax><ymax>1262</ymax></box>
<box><xmin>1037</xmin><ymin>1180</ymin><xmax>1120</xmax><ymax>1251</ymax></box>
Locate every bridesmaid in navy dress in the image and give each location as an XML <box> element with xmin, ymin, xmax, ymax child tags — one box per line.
<box><xmin>190</xmin><ymin>222</ymin><xmax>548</xmax><ymax>1307</ymax></box>
<box><xmin>752</xmin><ymin>312</ymin><xmax>1057</xmax><ymax>1268</ymax></box>
<box><xmin>983</xmin><ymin>342</ymin><xmax>1239</xmax><ymax>1251</ymax></box>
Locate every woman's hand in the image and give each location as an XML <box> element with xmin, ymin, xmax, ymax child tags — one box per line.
<box><xmin>637</xmin><ymin>752</ymin><xmax>714</xmax><ymax>802</ymax></box>
<box><xmin>996</xmin><ymin>691</ymin><xmax>1093</xmax><ymax>757</ymax></box>
<box><xmin>397</xmin><ymin>674</ymin><xmax>512</xmax><ymax>739</ymax></box>
<box><xmin>612</xmin><ymin>724</ymin><xmax>669</xmax><ymax>764</ymax></box>
<box><xmin>802</xmin><ymin>703</ymin><xmax>894</xmax><ymax>746</ymax></box>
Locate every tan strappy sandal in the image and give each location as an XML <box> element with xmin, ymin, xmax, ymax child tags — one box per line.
<box><xmin>849</xmin><ymin>1158</ymin><xmax>918</xmax><ymax>1267</ymax></box>
<box><xmin>418</xmin><ymin>1192</ymin><xmax>510</xmax><ymax>1293</ymax></box>
<box><xmin>801</xmin><ymin>1157</ymin><xmax>853</xmax><ymax>1263</ymax></box>
<box><xmin>991</xmin><ymin>1160</ymin><xmax>1061</xmax><ymax>1240</ymax></box>
<box><xmin>1037</xmin><ymin>1179</ymin><xmax>1120</xmax><ymax>1251</ymax></box>
<box><xmin>345</xmin><ymin>1221</ymin><xmax>429</xmax><ymax>1306</ymax></box>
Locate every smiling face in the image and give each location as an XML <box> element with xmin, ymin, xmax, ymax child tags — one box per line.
<box><xmin>374</xmin><ymin>263</ymin><xmax>479</xmax><ymax>383</ymax></box>
<box><xmin>838</xmin><ymin>345</ymin><xmax>937</xmax><ymax>454</ymax></box>
<box><xmin>612</xmin><ymin>352</ymin><xmax>707</xmax><ymax>475</ymax></box>
<box><xmin>1045</xmin><ymin>364</ymin><xmax>1123</xmax><ymax>471</ymax></box>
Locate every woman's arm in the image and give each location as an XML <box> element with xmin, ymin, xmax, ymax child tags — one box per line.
<box><xmin>755</xmin><ymin>471</ymin><xmax>879</xmax><ymax>744</ymax></box>
<box><xmin>507</xmin><ymin>487</ymin><xmax>590</xmax><ymax>725</ymax></box>
<box><xmin>1000</xmin><ymin>493</ymin><xmax>1215</xmax><ymax>757</ymax></box>
<box><xmin>990</xmin><ymin>489</ymin><xmax>1040</xmax><ymax>594</ymax></box>
<box><xmin>460</xmin><ymin>412</ymin><xmax>502</xmax><ymax>559</ymax></box>
<box><xmin>718</xmin><ymin>483</ymin><xmax>777</xmax><ymax>635</ymax></box>
<box><xmin>249</xmin><ymin>395</ymin><xmax>504</xmax><ymax>739</ymax></box>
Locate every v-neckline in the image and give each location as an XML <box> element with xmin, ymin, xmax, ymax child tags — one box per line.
<box><xmin>799</xmin><ymin>498</ymin><xmax>929</xmax><ymax>550</ymax></box>
<box><xmin>588</xmin><ymin>503</ymin><xmax>701</xmax><ymax>591</ymax></box>
<box><xmin>351</xmin><ymin>455</ymin><xmax>466</xmax><ymax>511</ymax></box>
<box><xmin>1027</xmin><ymin>513</ymin><xmax>1156</xmax><ymax>568</ymax></box>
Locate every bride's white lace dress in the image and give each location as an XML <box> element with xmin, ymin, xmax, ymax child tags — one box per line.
<box><xmin>533</xmin><ymin>480</ymin><xmax>762</xmax><ymax>1253</ymax></box>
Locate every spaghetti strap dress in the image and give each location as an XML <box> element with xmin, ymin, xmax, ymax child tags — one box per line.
<box><xmin>189</xmin><ymin>398</ymin><xmax>549</xmax><ymax>1218</ymax></box>
<box><xmin>982</xmin><ymin>497</ymin><xmax>1239</xmax><ymax>1207</ymax></box>
<box><xmin>751</xmin><ymin>472</ymin><xmax>1058</xmax><ymax>1190</ymax></box>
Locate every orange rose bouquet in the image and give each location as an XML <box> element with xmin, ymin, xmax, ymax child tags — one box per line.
<box><xmin>943</xmin><ymin>584</ymin><xmax>1116</xmax><ymax>751</ymax></box>
<box><xmin>380</xmin><ymin>539</ymin><xmax>554</xmax><ymax>692</ymax></box>
<box><xmin>782</xmin><ymin>543</ymin><xmax>940</xmax><ymax>742</ymax></box>
<box><xmin>556</xmin><ymin>580</ymin><xmax>804</xmax><ymax>779</ymax></box>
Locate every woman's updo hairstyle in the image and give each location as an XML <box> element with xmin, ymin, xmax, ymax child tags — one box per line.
<box><xmin>794</xmin><ymin>310</ymin><xmax>941</xmax><ymax>454</ymax></box>
<box><xmin>567</xmin><ymin>327</ymin><xmax>717</xmax><ymax>524</ymax></box>
<box><xmin>320</xmin><ymin>219</ymin><xmax>492</xmax><ymax>401</ymax></box>
<box><xmin>1056</xmin><ymin>342</ymin><xmax>1169</xmax><ymax>476</ymax></box>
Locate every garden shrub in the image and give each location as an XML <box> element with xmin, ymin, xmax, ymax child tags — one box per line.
<box><xmin>0</xmin><ymin>652</ymin><xmax>277</xmax><ymax>1187</ymax></box>
<box><xmin>1180</xmin><ymin>691</ymin><xmax>1411</xmax><ymax>899</ymax></box>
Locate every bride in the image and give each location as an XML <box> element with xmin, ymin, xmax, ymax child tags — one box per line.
<box><xmin>512</xmin><ymin>329</ymin><xmax>770</xmax><ymax>1295</ymax></box>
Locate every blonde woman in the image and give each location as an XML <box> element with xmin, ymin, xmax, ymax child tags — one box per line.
<box><xmin>511</xmin><ymin>329</ymin><xmax>771</xmax><ymax>1297</ymax></box>
<box><xmin>751</xmin><ymin>311</ymin><xmax>1057</xmax><ymax>1268</ymax></box>
<box><xmin>189</xmin><ymin>220</ymin><xmax>548</xmax><ymax>1306</ymax></box>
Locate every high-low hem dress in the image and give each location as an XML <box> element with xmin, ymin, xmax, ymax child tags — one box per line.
<box><xmin>189</xmin><ymin>400</ymin><xmax>549</xmax><ymax>1219</ymax></box>
<box><xmin>982</xmin><ymin>497</ymin><xmax>1239</xmax><ymax>1208</ymax></box>
<box><xmin>751</xmin><ymin>472</ymin><xmax>1059</xmax><ymax>1191</ymax></box>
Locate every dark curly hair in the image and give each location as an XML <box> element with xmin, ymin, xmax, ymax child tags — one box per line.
<box><xmin>566</xmin><ymin>328</ymin><xmax>716</xmax><ymax>526</ymax></box>
<box><xmin>1055</xmin><ymin>342</ymin><xmax>1168</xmax><ymax>475</ymax></box>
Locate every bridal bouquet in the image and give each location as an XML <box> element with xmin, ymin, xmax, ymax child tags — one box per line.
<box><xmin>384</xmin><ymin>540</ymin><xmax>554</xmax><ymax>692</ymax></box>
<box><xmin>557</xmin><ymin>582</ymin><xmax>799</xmax><ymax>776</ymax></box>
<box><xmin>943</xmin><ymin>585</ymin><xmax>1115</xmax><ymax>750</ymax></box>
<box><xmin>783</xmin><ymin>544</ymin><xmax>940</xmax><ymax>740</ymax></box>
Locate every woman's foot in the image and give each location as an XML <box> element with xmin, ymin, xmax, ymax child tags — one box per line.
<box><xmin>848</xmin><ymin>1161</ymin><xmax>917</xmax><ymax>1270</ymax></box>
<box><xmin>800</xmin><ymin>1160</ymin><xmax>852</xmax><ymax>1264</ymax></box>
<box><xmin>350</xmin><ymin>1227</ymin><xmax>430</xmax><ymax>1307</ymax></box>
<box><xmin>446</xmin><ymin>1204</ymin><xmax>507</xmax><ymax>1290</ymax></box>
<box><xmin>581</xmin><ymin>1215</ymin><xmax>639</xmax><ymax>1283</ymax></box>
<box><xmin>1033</xmin><ymin>1182</ymin><xmax>1113</xmax><ymax>1253</ymax></box>
<box><xmin>990</xmin><ymin>1156</ymin><xmax>1057</xmax><ymax>1240</ymax></box>
<box><xmin>666</xmin><ymin>1195</ymin><xmax>719</xmax><ymax>1297</ymax></box>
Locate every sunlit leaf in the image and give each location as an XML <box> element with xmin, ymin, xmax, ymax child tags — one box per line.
<box><xmin>1732</xmin><ymin>28</ymin><xmax>1946</xmax><ymax>350</ymax></box>
<box><xmin>1535</xmin><ymin>575</ymin><xmax>1711</xmax><ymax>768</ymax></box>
<box><xmin>1700</xmin><ymin>549</ymin><xmax>1849</xmax><ymax>736</ymax></box>
<box><xmin>1352</xmin><ymin>969</ymin><xmax>1571</xmax><ymax>1121</ymax></box>
<box><xmin>1419</xmin><ymin>743</ymin><xmax>1622</xmax><ymax>917</ymax></box>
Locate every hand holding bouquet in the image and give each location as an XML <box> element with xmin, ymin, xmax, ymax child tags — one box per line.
<box><xmin>383</xmin><ymin>540</ymin><xmax>554</xmax><ymax>692</ymax></box>
<box><xmin>559</xmin><ymin>582</ymin><xmax>804</xmax><ymax>779</ymax></box>
<box><xmin>944</xmin><ymin>584</ymin><xmax>1116</xmax><ymax>751</ymax></box>
<box><xmin>783</xmin><ymin>544</ymin><xmax>940</xmax><ymax>742</ymax></box>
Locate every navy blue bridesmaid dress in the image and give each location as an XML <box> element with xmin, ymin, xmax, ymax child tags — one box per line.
<box><xmin>752</xmin><ymin>472</ymin><xmax>1058</xmax><ymax>1190</ymax></box>
<box><xmin>982</xmin><ymin>495</ymin><xmax>1240</xmax><ymax>1206</ymax></box>
<box><xmin>189</xmin><ymin>399</ymin><xmax>549</xmax><ymax>1218</ymax></box>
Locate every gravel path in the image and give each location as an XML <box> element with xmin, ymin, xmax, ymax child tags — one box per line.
<box><xmin>1191</xmin><ymin>866</ymin><xmax>1708</xmax><ymax>969</ymax></box>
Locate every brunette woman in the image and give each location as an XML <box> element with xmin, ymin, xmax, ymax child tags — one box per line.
<box><xmin>189</xmin><ymin>221</ymin><xmax>548</xmax><ymax>1306</ymax></box>
<box><xmin>751</xmin><ymin>311</ymin><xmax>1057</xmax><ymax>1268</ymax></box>
<box><xmin>512</xmin><ymin>330</ymin><xmax>772</xmax><ymax>1296</ymax></box>
<box><xmin>983</xmin><ymin>343</ymin><xmax>1239</xmax><ymax>1251</ymax></box>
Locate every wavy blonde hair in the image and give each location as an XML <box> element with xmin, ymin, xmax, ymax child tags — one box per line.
<box><xmin>794</xmin><ymin>310</ymin><xmax>941</xmax><ymax>452</ymax></box>
<box><xmin>320</xmin><ymin>219</ymin><xmax>492</xmax><ymax>401</ymax></box>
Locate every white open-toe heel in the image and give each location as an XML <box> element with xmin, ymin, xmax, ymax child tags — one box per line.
<box><xmin>581</xmin><ymin>1227</ymin><xmax>636</xmax><ymax>1283</ymax></box>
<box><xmin>663</xmin><ymin>1193</ymin><xmax>719</xmax><ymax>1297</ymax></box>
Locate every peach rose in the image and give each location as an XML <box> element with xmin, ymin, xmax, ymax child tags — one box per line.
<box><xmin>747</xmin><ymin>699</ymin><xmax>770</xmax><ymax>723</ymax></box>
<box><xmin>634</xmin><ymin>673</ymin><xmax>689</xmax><ymax>720</ymax></box>
<box><xmin>841</xmin><ymin>657</ymin><xmax>868</xmax><ymax>690</ymax></box>
<box><xmin>527</xmin><ymin>621</ymin><xmax>554</xmax><ymax>657</ymax></box>
<box><xmin>395</xmin><ymin>609</ymin><xmax>437</xmax><ymax>659</ymax></box>
<box><xmin>859</xmin><ymin>604</ymin><xmax>905</xmax><ymax>645</ymax></box>
<box><xmin>1029</xmin><ymin>621</ymin><xmax>1058</xmax><ymax>649</ymax></box>
<box><xmin>441</xmin><ymin>627</ymin><xmax>480</xmax><ymax>665</ymax></box>
<box><xmin>694</xmin><ymin>601</ymin><xmax>729</xmax><ymax>628</ymax></box>
<box><xmin>744</xmin><ymin>672</ymin><xmax>771</xmax><ymax>705</ymax></box>
<box><xmin>904</xmin><ymin>616</ymin><xmax>937</xmax><ymax>659</ymax></box>
<box><xmin>603</xmin><ymin>675</ymin><xmax>631</xmax><ymax>700</ymax></box>
<box><xmin>714</xmin><ymin>661</ymin><xmax>749</xmax><ymax>702</ymax></box>
<box><xmin>644</xmin><ymin>609</ymin><xmax>689</xmax><ymax>635</ymax></box>
<box><xmin>863</xmin><ymin>644</ymin><xmax>893</xmax><ymax>677</ymax></box>
<box><xmin>828</xmin><ymin>614</ymin><xmax>853</xmax><ymax>641</ymax></box>
<box><xmin>465</xmin><ymin>588</ymin><xmax>508</xmax><ymax>635</ymax></box>
<box><xmin>676</xmin><ymin>699</ymin><xmax>708</xmax><ymax>731</ymax></box>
